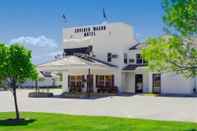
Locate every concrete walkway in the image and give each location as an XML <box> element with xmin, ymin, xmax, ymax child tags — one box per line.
<box><xmin>1</xmin><ymin>89</ymin><xmax>197</xmax><ymax>122</ymax></box>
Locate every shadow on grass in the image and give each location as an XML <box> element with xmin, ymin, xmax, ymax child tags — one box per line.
<box><xmin>0</xmin><ymin>118</ymin><xmax>36</xmax><ymax>126</ymax></box>
<box><xmin>187</xmin><ymin>129</ymin><xmax>197</xmax><ymax>131</ymax></box>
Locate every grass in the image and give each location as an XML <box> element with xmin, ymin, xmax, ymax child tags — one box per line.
<box><xmin>0</xmin><ymin>112</ymin><xmax>197</xmax><ymax>131</ymax></box>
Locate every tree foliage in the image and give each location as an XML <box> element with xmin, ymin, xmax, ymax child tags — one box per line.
<box><xmin>142</xmin><ymin>36</ymin><xmax>197</xmax><ymax>77</ymax></box>
<box><xmin>0</xmin><ymin>43</ymin><xmax>38</xmax><ymax>120</ymax></box>
<box><xmin>162</xmin><ymin>0</ymin><xmax>197</xmax><ymax>36</ymax></box>
<box><xmin>142</xmin><ymin>0</ymin><xmax>197</xmax><ymax>78</ymax></box>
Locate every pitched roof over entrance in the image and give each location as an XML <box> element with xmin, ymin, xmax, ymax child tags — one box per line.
<box><xmin>38</xmin><ymin>55</ymin><xmax>117</xmax><ymax>72</ymax></box>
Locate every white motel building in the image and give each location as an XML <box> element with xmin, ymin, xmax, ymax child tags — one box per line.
<box><xmin>38</xmin><ymin>22</ymin><xmax>197</xmax><ymax>95</ymax></box>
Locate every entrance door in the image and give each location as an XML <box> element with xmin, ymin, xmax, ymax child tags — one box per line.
<box><xmin>135</xmin><ymin>74</ymin><xmax>143</xmax><ymax>93</ymax></box>
<box><xmin>152</xmin><ymin>74</ymin><xmax>161</xmax><ymax>94</ymax></box>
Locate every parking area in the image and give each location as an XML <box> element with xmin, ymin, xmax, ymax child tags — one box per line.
<box><xmin>1</xmin><ymin>89</ymin><xmax>197</xmax><ymax>122</ymax></box>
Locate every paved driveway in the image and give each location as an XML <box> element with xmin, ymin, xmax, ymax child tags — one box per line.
<box><xmin>1</xmin><ymin>89</ymin><xmax>197</xmax><ymax>122</ymax></box>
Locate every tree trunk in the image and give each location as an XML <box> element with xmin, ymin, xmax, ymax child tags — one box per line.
<box><xmin>12</xmin><ymin>80</ymin><xmax>20</xmax><ymax>120</ymax></box>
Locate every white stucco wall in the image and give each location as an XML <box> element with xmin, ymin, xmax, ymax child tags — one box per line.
<box><xmin>161</xmin><ymin>73</ymin><xmax>193</xmax><ymax>94</ymax></box>
<box><xmin>63</xmin><ymin>22</ymin><xmax>137</xmax><ymax>68</ymax></box>
<box><xmin>20</xmin><ymin>78</ymin><xmax>58</xmax><ymax>88</ymax></box>
<box><xmin>121</xmin><ymin>72</ymin><xmax>135</xmax><ymax>93</ymax></box>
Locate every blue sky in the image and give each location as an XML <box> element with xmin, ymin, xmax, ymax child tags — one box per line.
<box><xmin>0</xmin><ymin>0</ymin><xmax>164</xmax><ymax>64</ymax></box>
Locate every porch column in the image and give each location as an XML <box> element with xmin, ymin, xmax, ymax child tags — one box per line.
<box><xmin>62</xmin><ymin>71</ymin><xmax>69</xmax><ymax>92</ymax></box>
<box><xmin>148</xmin><ymin>72</ymin><xmax>153</xmax><ymax>93</ymax></box>
<box><xmin>114</xmin><ymin>71</ymin><xmax>122</xmax><ymax>92</ymax></box>
<box><xmin>93</xmin><ymin>74</ymin><xmax>97</xmax><ymax>93</ymax></box>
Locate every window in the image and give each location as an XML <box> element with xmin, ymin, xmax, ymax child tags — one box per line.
<box><xmin>68</xmin><ymin>75</ymin><xmax>85</xmax><ymax>92</ymax></box>
<box><xmin>152</xmin><ymin>74</ymin><xmax>161</xmax><ymax>93</ymax></box>
<box><xmin>136</xmin><ymin>54</ymin><xmax>143</xmax><ymax>64</ymax></box>
<box><xmin>107</xmin><ymin>53</ymin><xmax>112</xmax><ymax>62</ymax></box>
<box><xmin>129</xmin><ymin>59</ymin><xmax>135</xmax><ymax>63</ymax></box>
<box><xmin>124</xmin><ymin>53</ymin><xmax>128</xmax><ymax>64</ymax></box>
<box><xmin>112</xmin><ymin>54</ymin><xmax>118</xmax><ymax>58</ymax></box>
<box><xmin>96</xmin><ymin>75</ymin><xmax>114</xmax><ymax>87</ymax></box>
<box><xmin>94</xmin><ymin>27</ymin><xmax>97</xmax><ymax>31</ymax></box>
<box><xmin>88</xmin><ymin>28</ymin><xmax>91</xmax><ymax>32</ymax></box>
<box><xmin>105</xmin><ymin>75</ymin><xmax>114</xmax><ymax>87</ymax></box>
<box><xmin>96</xmin><ymin>75</ymin><xmax>105</xmax><ymax>87</ymax></box>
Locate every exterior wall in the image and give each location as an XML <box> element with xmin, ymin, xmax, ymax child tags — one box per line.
<box><xmin>62</xmin><ymin>68</ymin><xmax>197</xmax><ymax>95</ymax></box>
<box><xmin>127</xmin><ymin>50</ymin><xmax>141</xmax><ymax>65</ymax></box>
<box><xmin>161</xmin><ymin>73</ymin><xmax>193</xmax><ymax>95</ymax></box>
<box><xmin>20</xmin><ymin>78</ymin><xmax>59</xmax><ymax>88</ymax></box>
<box><xmin>62</xmin><ymin>68</ymin><xmax>118</xmax><ymax>93</ymax></box>
<box><xmin>121</xmin><ymin>72</ymin><xmax>135</xmax><ymax>93</ymax></box>
<box><xmin>63</xmin><ymin>22</ymin><xmax>137</xmax><ymax>68</ymax></box>
<box><xmin>61</xmin><ymin>22</ymin><xmax>197</xmax><ymax>95</ymax></box>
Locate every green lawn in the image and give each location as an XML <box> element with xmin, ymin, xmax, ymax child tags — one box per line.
<box><xmin>0</xmin><ymin>112</ymin><xmax>197</xmax><ymax>131</ymax></box>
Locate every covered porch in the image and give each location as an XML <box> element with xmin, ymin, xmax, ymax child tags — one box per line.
<box><xmin>38</xmin><ymin>55</ymin><xmax>119</xmax><ymax>94</ymax></box>
<box><xmin>122</xmin><ymin>64</ymin><xmax>161</xmax><ymax>94</ymax></box>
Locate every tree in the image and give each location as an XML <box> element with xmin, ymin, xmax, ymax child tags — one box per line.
<box><xmin>142</xmin><ymin>0</ymin><xmax>197</xmax><ymax>78</ymax></box>
<box><xmin>0</xmin><ymin>44</ymin><xmax>9</xmax><ymax>89</ymax></box>
<box><xmin>0</xmin><ymin>43</ymin><xmax>38</xmax><ymax>120</ymax></box>
<box><xmin>162</xmin><ymin>0</ymin><xmax>197</xmax><ymax>36</ymax></box>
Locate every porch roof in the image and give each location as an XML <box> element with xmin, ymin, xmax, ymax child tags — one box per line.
<box><xmin>122</xmin><ymin>64</ymin><xmax>146</xmax><ymax>70</ymax></box>
<box><xmin>38</xmin><ymin>55</ymin><xmax>117</xmax><ymax>72</ymax></box>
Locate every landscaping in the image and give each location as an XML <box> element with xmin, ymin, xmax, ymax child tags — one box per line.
<box><xmin>0</xmin><ymin>112</ymin><xmax>197</xmax><ymax>131</ymax></box>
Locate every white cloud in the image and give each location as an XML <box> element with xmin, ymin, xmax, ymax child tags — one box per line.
<box><xmin>9</xmin><ymin>36</ymin><xmax>61</xmax><ymax>64</ymax></box>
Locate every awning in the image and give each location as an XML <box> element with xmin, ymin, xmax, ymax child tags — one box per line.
<box><xmin>122</xmin><ymin>64</ymin><xmax>146</xmax><ymax>71</ymax></box>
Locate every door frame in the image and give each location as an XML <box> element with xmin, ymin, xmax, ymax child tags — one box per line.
<box><xmin>152</xmin><ymin>73</ymin><xmax>161</xmax><ymax>94</ymax></box>
<box><xmin>135</xmin><ymin>74</ymin><xmax>143</xmax><ymax>93</ymax></box>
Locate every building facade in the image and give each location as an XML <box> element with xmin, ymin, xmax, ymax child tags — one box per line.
<box><xmin>38</xmin><ymin>22</ymin><xmax>197</xmax><ymax>95</ymax></box>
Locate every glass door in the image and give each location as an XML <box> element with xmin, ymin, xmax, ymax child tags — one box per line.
<box><xmin>152</xmin><ymin>74</ymin><xmax>161</xmax><ymax>94</ymax></box>
<box><xmin>135</xmin><ymin>74</ymin><xmax>143</xmax><ymax>93</ymax></box>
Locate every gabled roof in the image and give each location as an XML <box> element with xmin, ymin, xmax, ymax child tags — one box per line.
<box><xmin>38</xmin><ymin>55</ymin><xmax>117</xmax><ymax>72</ymax></box>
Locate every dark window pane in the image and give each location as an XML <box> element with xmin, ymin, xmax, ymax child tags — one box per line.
<box><xmin>107</xmin><ymin>53</ymin><xmax>112</xmax><ymax>62</ymax></box>
<box><xmin>136</xmin><ymin>54</ymin><xmax>143</xmax><ymax>64</ymax></box>
<box><xmin>124</xmin><ymin>53</ymin><xmax>128</xmax><ymax>64</ymax></box>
